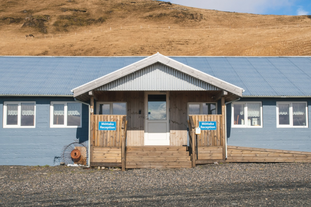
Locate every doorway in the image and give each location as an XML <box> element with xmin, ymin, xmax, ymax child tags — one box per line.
<box><xmin>144</xmin><ymin>92</ymin><xmax>170</xmax><ymax>145</ymax></box>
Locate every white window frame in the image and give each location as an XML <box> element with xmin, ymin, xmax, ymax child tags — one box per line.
<box><xmin>96</xmin><ymin>102</ymin><xmax>127</xmax><ymax>115</ymax></box>
<box><xmin>276</xmin><ymin>102</ymin><xmax>308</xmax><ymax>128</ymax></box>
<box><xmin>187</xmin><ymin>102</ymin><xmax>218</xmax><ymax>118</ymax></box>
<box><xmin>50</xmin><ymin>102</ymin><xmax>82</xmax><ymax>128</ymax></box>
<box><xmin>3</xmin><ymin>101</ymin><xmax>36</xmax><ymax>128</ymax></box>
<box><xmin>232</xmin><ymin>102</ymin><xmax>263</xmax><ymax>128</ymax></box>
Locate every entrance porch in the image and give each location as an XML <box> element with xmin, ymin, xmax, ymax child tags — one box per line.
<box><xmin>89</xmin><ymin>91</ymin><xmax>228</xmax><ymax>170</ymax></box>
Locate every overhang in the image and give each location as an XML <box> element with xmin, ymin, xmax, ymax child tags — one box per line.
<box><xmin>71</xmin><ymin>53</ymin><xmax>244</xmax><ymax>100</ymax></box>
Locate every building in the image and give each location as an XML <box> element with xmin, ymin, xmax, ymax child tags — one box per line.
<box><xmin>1</xmin><ymin>53</ymin><xmax>311</xmax><ymax>168</ymax></box>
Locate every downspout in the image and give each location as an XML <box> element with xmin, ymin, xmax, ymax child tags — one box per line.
<box><xmin>224</xmin><ymin>98</ymin><xmax>240</xmax><ymax>159</ymax></box>
<box><xmin>74</xmin><ymin>98</ymin><xmax>91</xmax><ymax>168</ymax></box>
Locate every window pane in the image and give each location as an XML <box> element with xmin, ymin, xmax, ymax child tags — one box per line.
<box><xmin>248</xmin><ymin>103</ymin><xmax>261</xmax><ymax>126</ymax></box>
<box><xmin>202</xmin><ymin>103</ymin><xmax>217</xmax><ymax>114</ymax></box>
<box><xmin>233</xmin><ymin>104</ymin><xmax>245</xmax><ymax>125</ymax></box>
<box><xmin>279</xmin><ymin>104</ymin><xmax>290</xmax><ymax>125</ymax></box>
<box><xmin>67</xmin><ymin>103</ymin><xmax>81</xmax><ymax>126</ymax></box>
<box><xmin>99</xmin><ymin>104</ymin><xmax>110</xmax><ymax>114</ymax></box>
<box><xmin>293</xmin><ymin>103</ymin><xmax>307</xmax><ymax>126</ymax></box>
<box><xmin>148</xmin><ymin>95</ymin><xmax>166</xmax><ymax>120</ymax></box>
<box><xmin>7</xmin><ymin>104</ymin><xmax>18</xmax><ymax>125</ymax></box>
<box><xmin>112</xmin><ymin>103</ymin><xmax>126</xmax><ymax>115</ymax></box>
<box><xmin>21</xmin><ymin>103</ymin><xmax>35</xmax><ymax>126</ymax></box>
<box><xmin>53</xmin><ymin>104</ymin><xmax>64</xmax><ymax>125</ymax></box>
<box><xmin>189</xmin><ymin>104</ymin><xmax>200</xmax><ymax>115</ymax></box>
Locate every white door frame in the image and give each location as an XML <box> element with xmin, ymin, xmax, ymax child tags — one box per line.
<box><xmin>144</xmin><ymin>91</ymin><xmax>170</xmax><ymax>146</ymax></box>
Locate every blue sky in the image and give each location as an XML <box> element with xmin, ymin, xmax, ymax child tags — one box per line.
<box><xmin>163</xmin><ymin>0</ymin><xmax>311</xmax><ymax>15</ymax></box>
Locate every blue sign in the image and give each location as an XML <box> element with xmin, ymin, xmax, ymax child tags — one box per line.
<box><xmin>199</xmin><ymin>121</ymin><xmax>217</xmax><ymax>130</ymax></box>
<box><xmin>99</xmin><ymin>122</ymin><xmax>116</xmax><ymax>131</ymax></box>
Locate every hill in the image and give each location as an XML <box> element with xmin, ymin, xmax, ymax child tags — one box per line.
<box><xmin>1</xmin><ymin>0</ymin><xmax>311</xmax><ymax>56</ymax></box>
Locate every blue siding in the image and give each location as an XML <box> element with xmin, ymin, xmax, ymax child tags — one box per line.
<box><xmin>0</xmin><ymin>97</ymin><xmax>89</xmax><ymax>166</ymax></box>
<box><xmin>227</xmin><ymin>98</ymin><xmax>311</xmax><ymax>152</ymax></box>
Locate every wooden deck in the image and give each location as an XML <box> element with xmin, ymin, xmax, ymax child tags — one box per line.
<box><xmin>89</xmin><ymin>111</ymin><xmax>311</xmax><ymax>170</ymax></box>
<box><xmin>227</xmin><ymin>146</ymin><xmax>311</xmax><ymax>163</ymax></box>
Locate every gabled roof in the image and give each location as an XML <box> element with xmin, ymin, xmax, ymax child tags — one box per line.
<box><xmin>71</xmin><ymin>53</ymin><xmax>244</xmax><ymax>97</ymax></box>
<box><xmin>1</xmin><ymin>55</ymin><xmax>311</xmax><ymax>97</ymax></box>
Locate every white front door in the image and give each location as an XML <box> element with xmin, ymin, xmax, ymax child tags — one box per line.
<box><xmin>144</xmin><ymin>92</ymin><xmax>170</xmax><ymax>145</ymax></box>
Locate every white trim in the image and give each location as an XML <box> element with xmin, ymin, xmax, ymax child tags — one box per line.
<box><xmin>95</xmin><ymin>102</ymin><xmax>127</xmax><ymax>115</ymax></box>
<box><xmin>3</xmin><ymin>101</ymin><xmax>36</xmax><ymax>128</ymax></box>
<box><xmin>231</xmin><ymin>102</ymin><xmax>263</xmax><ymax>128</ymax></box>
<box><xmin>144</xmin><ymin>91</ymin><xmax>170</xmax><ymax>146</ymax></box>
<box><xmin>50</xmin><ymin>101</ymin><xmax>82</xmax><ymax>128</ymax></box>
<box><xmin>276</xmin><ymin>102</ymin><xmax>308</xmax><ymax>128</ymax></box>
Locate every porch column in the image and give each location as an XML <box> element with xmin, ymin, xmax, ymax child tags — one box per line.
<box><xmin>221</xmin><ymin>96</ymin><xmax>226</xmax><ymax>160</ymax></box>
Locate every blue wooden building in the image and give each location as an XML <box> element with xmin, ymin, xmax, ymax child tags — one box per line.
<box><xmin>1</xmin><ymin>53</ymin><xmax>311</xmax><ymax>167</ymax></box>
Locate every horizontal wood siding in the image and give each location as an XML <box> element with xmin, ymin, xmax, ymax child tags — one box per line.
<box><xmin>198</xmin><ymin>146</ymin><xmax>223</xmax><ymax>160</ymax></box>
<box><xmin>227</xmin><ymin>98</ymin><xmax>311</xmax><ymax>153</ymax></box>
<box><xmin>90</xmin><ymin>147</ymin><xmax>121</xmax><ymax>164</ymax></box>
<box><xmin>126</xmin><ymin>146</ymin><xmax>191</xmax><ymax>169</ymax></box>
<box><xmin>227</xmin><ymin>146</ymin><xmax>311</xmax><ymax>163</ymax></box>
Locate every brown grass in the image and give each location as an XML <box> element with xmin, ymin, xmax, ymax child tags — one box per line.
<box><xmin>0</xmin><ymin>0</ymin><xmax>311</xmax><ymax>56</ymax></box>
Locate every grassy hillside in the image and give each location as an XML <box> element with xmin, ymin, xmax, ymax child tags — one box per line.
<box><xmin>0</xmin><ymin>0</ymin><xmax>311</xmax><ymax>56</ymax></box>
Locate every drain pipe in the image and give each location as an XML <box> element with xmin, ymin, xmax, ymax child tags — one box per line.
<box><xmin>224</xmin><ymin>98</ymin><xmax>240</xmax><ymax>159</ymax></box>
<box><xmin>74</xmin><ymin>98</ymin><xmax>91</xmax><ymax>168</ymax></box>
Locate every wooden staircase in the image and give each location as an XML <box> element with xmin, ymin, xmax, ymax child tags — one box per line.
<box><xmin>126</xmin><ymin>146</ymin><xmax>192</xmax><ymax>169</ymax></box>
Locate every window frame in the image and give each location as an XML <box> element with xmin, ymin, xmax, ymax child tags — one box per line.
<box><xmin>50</xmin><ymin>101</ymin><xmax>82</xmax><ymax>128</ymax></box>
<box><xmin>96</xmin><ymin>102</ymin><xmax>127</xmax><ymax>115</ymax></box>
<box><xmin>276</xmin><ymin>102</ymin><xmax>308</xmax><ymax>128</ymax></box>
<box><xmin>231</xmin><ymin>101</ymin><xmax>263</xmax><ymax>128</ymax></box>
<box><xmin>3</xmin><ymin>101</ymin><xmax>36</xmax><ymax>128</ymax></box>
<box><xmin>187</xmin><ymin>102</ymin><xmax>218</xmax><ymax>118</ymax></box>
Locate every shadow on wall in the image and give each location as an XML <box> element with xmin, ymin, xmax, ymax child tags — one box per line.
<box><xmin>226</xmin><ymin>103</ymin><xmax>232</xmax><ymax>139</ymax></box>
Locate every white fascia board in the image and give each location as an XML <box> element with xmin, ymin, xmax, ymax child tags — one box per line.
<box><xmin>72</xmin><ymin>53</ymin><xmax>244</xmax><ymax>97</ymax></box>
<box><xmin>157</xmin><ymin>55</ymin><xmax>244</xmax><ymax>96</ymax></box>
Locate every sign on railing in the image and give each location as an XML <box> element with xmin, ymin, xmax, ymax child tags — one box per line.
<box><xmin>199</xmin><ymin>121</ymin><xmax>217</xmax><ymax>130</ymax></box>
<box><xmin>99</xmin><ymin>121</ymin><xmax>116</xmax><ymax>131</ymax></box>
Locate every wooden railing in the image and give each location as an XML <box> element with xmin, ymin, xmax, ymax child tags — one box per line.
<box><xmin>188</xmin><ymin>115</ymin><xmax>225</xmax><ymax>167</ymax></box>
<box><xmin>90</xmin><ymin>115</ymin><xmax>127</xmax><ymax>171</ymax></box>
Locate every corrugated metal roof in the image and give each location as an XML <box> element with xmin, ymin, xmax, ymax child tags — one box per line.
<box><xmin>97</xmin><ymin>63</ymin><xmax>220</xmax><ymax>91</ymax></box>
<box><xmin>1</xmin><ymin>56</ymin><xmax>311</xmax><ymax>97</ymax></box>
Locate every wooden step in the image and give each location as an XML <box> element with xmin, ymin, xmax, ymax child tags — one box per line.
<box><xmin>127</xmin><ymin>146</ymin><xmax>187</xmax><ymax>152</ymax></box>
<box><xmin>125</xmin><ymin>146</ymin><xmax>191</xmax><ymax>169</ymax></box>
<box><xmin>126</xmin><ymin>157</ymin><xmax>190</xmax><ymax>162</ymax></box>
<box><xmin>126</xmin><ymin>161</ymin><xmax>192</xmax><ymax>169</ymax></box>
<box><xmin>126</xmin><ymin>152</ymin><xmax>190</xmax><ymax>157</ymax></box>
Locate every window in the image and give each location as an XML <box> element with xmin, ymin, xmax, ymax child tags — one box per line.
<box><xmin>3</xmin><ymin>102</ymin><xmax>36</xmax><ymax>128</ymax></box>
<box><xmin>96</xmin><ymin>102</ymin><xmax>127</xmax><ymax>115</ymax></box>
<box><xmin>50</xmin><ymin>102</ymin><xmax>82</xmax><ymax>128</ymax></box>
<box><xmin>232</xmin><ymin>102</ymin><xmax>262</xmax><ymax>127</ymax></box>
<box><xmin>277</xmin><ymin>102</ymin><xmax>308</xmax><ymax>128</ymax></box>
<box><xmin>188</xmin><ymin>103</ymin><xmax>217</xmax><ymax>115</ymax></box>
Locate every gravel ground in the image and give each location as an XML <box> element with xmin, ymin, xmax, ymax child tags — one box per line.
<box><xmin>0</xmin><ymin>163</ymin><xmax>310</xmax><ymax>206</ymax></box>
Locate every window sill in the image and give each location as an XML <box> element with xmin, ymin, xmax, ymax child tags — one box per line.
<box><xmin>277</xmin><ymin>125</ymin><xmax>308</xmax><ymax>128</ymax></box>
<box><xmin>50</xmin><ymin>125</ymin><xmax>81</xmax><ymax>128</ymax></box>
<box><xmin>3</xmin><ymin>126</ymin><xmax>36</xmax><ymax>128</ymax></box>
<box><xmin>232</xmin><ymin>125</ymin><xmax>262</xmax><ymax>129</ymax></box>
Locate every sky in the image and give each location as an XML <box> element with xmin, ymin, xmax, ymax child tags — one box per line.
<box><xmin>163</xmin><ymin>0</ymin><xmax>311</xmax><ymax>15</ymax></box>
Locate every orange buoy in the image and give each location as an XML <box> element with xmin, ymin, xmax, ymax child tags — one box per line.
<box><xmin>71</xmin><ymin>149</ymin><xmax>81</xmax><ymax>162</ymax></box>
